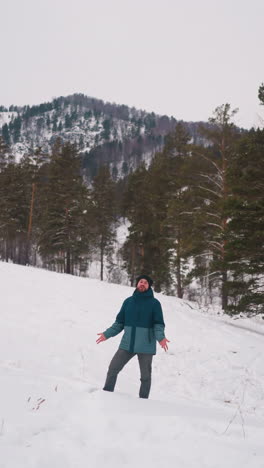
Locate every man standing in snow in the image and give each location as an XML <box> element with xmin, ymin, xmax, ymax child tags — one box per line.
<box><xmin>96</xmin><ymin>274</ymin><xmax>169</xmax><ymax>399</ymax></box>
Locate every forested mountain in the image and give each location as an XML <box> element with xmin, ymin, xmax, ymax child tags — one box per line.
<box><xmin>0</xmin><ymin>93</ymin><xmax>206</xmax><ymax>180</ymax></box>
<box><xmin>0</xmin><ymin>87</ymin><xmax>263</xmax><ymax>316</ymax></box>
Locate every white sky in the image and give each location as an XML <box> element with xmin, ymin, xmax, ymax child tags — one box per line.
<box><xmin>1</xmin><ymin>0</ymin><xmax>264</xmax><ymax>128</ymax></box>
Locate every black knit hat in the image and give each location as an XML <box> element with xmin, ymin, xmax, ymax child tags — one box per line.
<box><xmin>135</xmin><ymin>274</ymin><xmax>153</xmax><ymax>288</ymax></box>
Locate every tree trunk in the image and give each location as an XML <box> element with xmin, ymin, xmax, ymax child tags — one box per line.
<box><xmin>130</xmin><ymin>242</ymin><xmax>135</xmax><ymax>286</ymax></box>
<box><xmin>100</xmin><ymin>237</ymin><xmax>104</xmax><ymax>281</ymax></box>
<box><xmin>176</xmin><ymin>254</ymin><xmax>183</xmax><ymax>298</ymax></box>
<box><xmin>221</xmin><ymin>269</ymin><xmax>228</xmax><ymax>311</ymax></box>
<box><xmin>5</xmin><ymin>239</ymin><xmax>9</xmax><ymax>262</ymax></box>
<box><xmin>66</xmin><ymin>250</ymin><xmax>71</xmax><ymax>274</ymax></box>
<box><xmin>25</xmin><ymin>182</ymin><xmax>36</xmax><ymax>265</ymax></box>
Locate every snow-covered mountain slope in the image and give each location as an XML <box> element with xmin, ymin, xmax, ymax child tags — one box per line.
<box><xmin>0</xmin><ymin>95</ymin><xmax>173</xmax><ymax>175</ymax></box>
<box><xmin>0</xmin><ymin>94</ymin><xmax>208</xmax><ymax>178</ymax></box>
<box><xmin>1</xmin><ymin>262</ymin><xmax>263</xmax><ymax>468</ymax></box>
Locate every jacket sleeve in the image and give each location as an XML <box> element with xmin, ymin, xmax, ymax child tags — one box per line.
<box><xmin>103</xmin><ymin>300</ymin><xmax>126</xmax><ymax>339</ymax></box>
<box><xmin>153</xmin><ymin>300</ymin><xmax>165</xmax><ymax>342</ymax></box>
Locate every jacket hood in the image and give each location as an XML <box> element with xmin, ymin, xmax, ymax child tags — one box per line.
<box><xmin>133</xmin><ymin>288</ymin><xmax>154</xmax><ymax>298</ymax></box>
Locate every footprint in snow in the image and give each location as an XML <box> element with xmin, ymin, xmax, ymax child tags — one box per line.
<box><xmin>87</xmin><ymin>387</ymin><xmax>99</xmax><ymax>393</ymax></box>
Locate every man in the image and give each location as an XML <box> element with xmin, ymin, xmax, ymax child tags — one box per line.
<box><xmin>96</xmin><ymin>274</ymin><xmax>169</xmax><ymax>399</ymax></box>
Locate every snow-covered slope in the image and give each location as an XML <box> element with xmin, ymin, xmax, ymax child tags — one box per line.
<box><xmin>1</xmin><ymin>262</ymin><xmax>264</xmax><ymax>468</ymax></box>
<box><xmin>0</xmin><ymin>94</ymin><xmax>210</xmax><ymax>178</ymax></box>
<box><xmin>0</xmin><ymin>95</ymin><xmax>172</xmax><ymax>175</ymax></box>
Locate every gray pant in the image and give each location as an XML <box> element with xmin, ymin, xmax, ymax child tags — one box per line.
<box><xmin>103</xmin><ymin>348</ymin><xmax>153</xmax><ymax>399</ymax></box>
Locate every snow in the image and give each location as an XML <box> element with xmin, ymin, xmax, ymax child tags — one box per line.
<box><xmin>0</xmin><ymin>112</ymin><xmax>17</xmax><ymax>128</ymax></box>
<box><xmin>0</xmin><ymin>261</ymin><xmax>264</xmax><ymax>468</ymax></box>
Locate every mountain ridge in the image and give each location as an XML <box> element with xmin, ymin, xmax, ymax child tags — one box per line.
<box><xmin>0</xmin><ymin>93</ymin><xmax>208</xmax><ymax>179</ymax></box>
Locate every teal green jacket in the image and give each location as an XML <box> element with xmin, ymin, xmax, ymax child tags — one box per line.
<box><xmin>103</xmin><ymin>288</ymin><xmax>165</xmax><ymax>355</ymax></box>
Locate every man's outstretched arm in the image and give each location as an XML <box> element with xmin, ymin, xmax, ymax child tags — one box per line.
<box><xmin>96</xmin><ymin>320</ymin><xmax>124</xmax><ymax>344</ymax></box>
<box><xmin>153</xmin><ymin>300</ymin><xmax>170</xmax><ymax>352</ymax></box>
<box><xmin>96</xmin><ymin>300</ymin><xmax>126</xmax><ymax>344</ymax></box>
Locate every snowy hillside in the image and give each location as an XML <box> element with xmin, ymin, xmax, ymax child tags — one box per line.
<box><xmin>0</xmin><ymin>94</ymin><xmax>209</xmax><ymax>179</ymax></box>
<box><xmin>0</xmin><ymin>94</ymin><xmax>173</xmax><ymax>176</ymax></box>
<box><xmin>1</xmin><ymin>262</ymin><xmax>264</xmax><ymax>468</ymax></box>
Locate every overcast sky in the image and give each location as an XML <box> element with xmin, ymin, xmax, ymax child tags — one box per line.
<box><xmin>1</xmin><ymin>0</ymin><xmax>263</xmax><ymax>128</ymax></box>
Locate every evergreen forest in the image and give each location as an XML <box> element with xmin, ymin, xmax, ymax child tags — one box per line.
<box><xmin>0</xmin><ymin>85</ymin><xmax>264</xmax><ymax>316</ymax></box>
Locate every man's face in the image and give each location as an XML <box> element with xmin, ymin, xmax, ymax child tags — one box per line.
<box><xmin>137</xmin><ymin>278</ymin><xmax>149</xmax><ymax>292</ymax></box>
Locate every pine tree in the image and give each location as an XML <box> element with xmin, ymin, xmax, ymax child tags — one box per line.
<box><xmin>1</xmin><ymin>124</ymin><xmax>10</xmax><ymax>145</ymax></box>
<box><xmin>0</xmin><ymin>162</ymin><xmax>31</xmax><ymax>264</ymax></box>
<box><xmin>102</xmin><ymin>119</ymin><xmax>111</xmax><ymax>140</ymax></box>
<box><xmin>121</xmin><ymin>124</ymin><xmax>196</xmax><ymax>293</ymax></box>
<box><xmin>0</xmin><ymin>137</ymin><xmax>10</xmax><ymax>171</ymax></box>
<box><xmin>122</xmin><ymin>165</ymin><xmax>151</xmax><ymax>286</ymax></box>
<box><xmin>122</xmin><ymin>161</ymin><xmax>171</xmax><ymax>292</ymax></box>
<box><xmin>12</xmin><ymin>116</ymin><xmax>22</xmax><ymax>143</ymax></box>
<box><xmin>0</xmin><ymin>138</ymin><xmax>29</xmax><ymax>262</ymax></box>
<box><xmin>65</xmin><ymin>113</ymin><xmax>72</xmax><ymax>129</ymax></box>
<box><xmin>192</xmin><ymin>104</ymin><xmax>239</xmax><ymax>310</ymax></box>
<box><xmin>37</xmin><ymin>140</ymin><xmax>91</xmax><ymax>274</ymax></box>
<box><xmin>258</xmin><ymin>83</ymin><xmax>264</xmax><ymax>105</ymax></box>
<box><xmin>90</xmin><ymin>166</ymin><xmax>116</xmax><ymax>281</ymax></box>
<box><xmin>160</xmin><ymin>123</ymin><xmax>195</xmax><ymax>297</ymax></box>
<box><xmin>18</xmin><ymin>147</ymin><xmax>50</xmax><ymax>264</ymax></box>
<box><xmin>225</xmin><ymin>128</ymin><xmax>264</xmax><ymax>314</ymax></box>
<box><xmin>146</xmin><ymin>154</ymin><xmax>173</xmax><ymax>292</ymax></box>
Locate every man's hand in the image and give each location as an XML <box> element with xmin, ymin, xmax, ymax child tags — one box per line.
<box><xmin>159</xmin><ymin>338</ymin><xmax>170</xmax><ymax>352</ymax></box>
<box><xmin>96</xmin><ymin>333</ymin><xmax>106</xmax><ymax>344</ymax></box>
